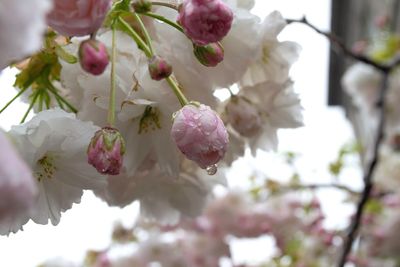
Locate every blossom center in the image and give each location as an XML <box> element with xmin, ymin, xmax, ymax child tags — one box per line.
<box><xmin>262</xmin><ymin>45</ymin><xmax>270</xmax><ymax>63</ymax></box>
<box><xmin>36</xmin><ymin>154</ymin><xmax>57</xmax><ymax>181</ymax></box>
<box><xmin>138</xmin><ymin>106</ymin><xmax>162</xmax><ymax>134</ymax></box>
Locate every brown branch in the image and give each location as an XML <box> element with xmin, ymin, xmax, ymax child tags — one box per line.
<box><xmin>286</xmin><ymin>17</ymin><xmax>400</xmax><ymax>73</ymax></box>
<box><xmin>276</xmin><ymin>183</ymin><xmax>359</xmax><ymax>196</ymax></box>
<box><xmin>286</xmin><ymin>16</ymin><xmax>394</xmax><ymax>266</ymax></box>
<box><xmin>337</xmin><ymin>73</ymin><xmax>390</xmax><ymax>267</ymax></box>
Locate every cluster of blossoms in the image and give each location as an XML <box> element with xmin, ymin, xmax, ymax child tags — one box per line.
<box><xmin>0</xmin><ymin>0</ymin><xmax>303</xmax><ymax>236</ymax></box>
<box><xmin>38</xmin><ymin>189</ymin><xmax>340</xmax><ymax>267</ymax></box>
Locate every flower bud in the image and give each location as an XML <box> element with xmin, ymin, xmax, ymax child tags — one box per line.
<box><xmin>132</xmin><ymin>0</ymin><xmax>152</xmax><ymax>13</ymax></box>
<box><xmin>225</xmin><ymin>96</ymin><xmax>262</xmax><ymax>137</ymax></box>
<box><xmin>87</xmin><ymin>127</ymin><xmax>125</xmax><ymax>175</ymax></box>
<box><xmin>79</xmin><ymin>39</ymin><xmax>109</xmax><ymax>76</ymax></box>
<box><xmin>148</xmin><ymin>56</ymin><xmax>173</xmax><ymax>81</ymax></box>
<box><xmin>178</xmin><ymin>0</ymin><xmax>234</xmax><ymax>45</ymax></box>
<box><xmin>171</xmin><ymin>104</ymin><xmax>229</xmax><ymax>168</ymax></box>
<box><xmin>193</xmin><ymin>42</ymin><xmax>224</xmax><ymax>67</ymax></box>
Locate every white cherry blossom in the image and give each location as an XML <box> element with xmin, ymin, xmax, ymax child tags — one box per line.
<box><xmin>241</xmin><ymin>11</ymin><xmax>301</xmax><ymax>87</ymax></box>
<box><xmin>2</xmin><ymin>109</ymin><xmax>105</xmax><ymax>234</ymax></box>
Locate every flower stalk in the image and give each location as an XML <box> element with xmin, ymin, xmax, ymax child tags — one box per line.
<box><xmin>150</xmin><ymin>1</ymin><xmax>179</xmax><ymax>11</ymax></box>
<box><xmin>120</xmin><ymin>13</ymin><xmax>189</xmax><ymax>106</ymax></box>
<box><xmin>107</xmin><ymin>24</ymin><xmax>118</xmax><ymax>126</ymax></box>
<box><xmin>141</xmin><ymin>12</ymin><xmax>184</xmax><ymax>33</ymax></box>
<box><xmin>133</xmin><ymin>13</ymin><xmax>155</xmax><ymax>55</ymax></box>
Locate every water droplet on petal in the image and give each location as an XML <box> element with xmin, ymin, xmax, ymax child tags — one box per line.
<box><xmin>206</xmin><ymin>164</ymin><xmax>218</xmax><ymax>175</ymax></box>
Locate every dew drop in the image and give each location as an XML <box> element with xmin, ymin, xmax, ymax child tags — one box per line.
<box><xmin>206</xmin><ymin>164</ymin><xmax>218</xmax><ymax>175</ymax></box>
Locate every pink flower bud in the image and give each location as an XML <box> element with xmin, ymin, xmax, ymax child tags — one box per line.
<box><xmin>171</xmin><ymin>104</ymin><xmax>229</xmax><ymax>168</ymax></box>
<box><xmin>178</xmin><ymin>0</ymin><xmax>234</xmax><ymax>45</ymax></box>
<box><xmin>47</xmin><ymin>0</ymin><xmax>112</xmax><ymax>37</ymax></box>
<box><xmin>193</xmin><ymin>42</ymin><xmax>224</xmax><ymax>67</ymax></box>
<box><xmin>225</xmin><ymin>96</ymin><xmax>262</xmax><ymax>137</ymax></box>
<box><xmin>148</xmin><ymin>56</ymin><xmax>173</xmax><ymax>81</ymax></box>
<box><xmin>87</xmin><ymin>127</ymin><xmax>125</xmax><ymax>175</ymax></box>
<box><xmin>79</xmin><ymin>39</ymin><xmax>109</xmax><ymax>75</ymax></box>
<box><xmin>0</xmin><ymin>132</ymin><xmax>37</xmax><ymax>224</ymax></box>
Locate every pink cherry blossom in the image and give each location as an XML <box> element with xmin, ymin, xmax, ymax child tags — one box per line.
<box><xmin>178</xmin><ymin>0</ymin><xmax>234</xmax><ymax>45</ymax></box>
<box><xmin>47</xmin><ymin>0</ymin><xmax>112</xmax><ymax>37</ymax></box>
<box><xmin>171</xmin><ymin>104</ymin><xmax>229</xmax><ymax>169</ymax></box>
<box><xmin>0</xmin><ymin>131</ymin><xmax>36</xmax><ymax>225</ymax></box>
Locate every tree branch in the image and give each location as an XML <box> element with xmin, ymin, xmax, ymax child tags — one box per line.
<box><xmin>286</xmin><ymin>16</ymin><xmax>393</xmax><ymax>266</ymax></box>
<box><xmin>276</xmin><ymin>183</ymin><xmax>359</xmax><ymax>196</ymax></box>
<box><xmin>336</xmin><ymin>72</ymin><xmax>389</xmax><ymax>267</ymax></box>
<box><xmin>286</xmin><ymin>17</ymin><xmax>400</xmax><ymax>73</ymax></box>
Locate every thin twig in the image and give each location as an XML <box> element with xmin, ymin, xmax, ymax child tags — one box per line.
<box><xmin>337</xmin><ymin>73</ymin><xmax>390</xmax><ymax>267</ymax></box>
<box><xmin>286</xmin><ymin>16</ymin><xmax>394</xmax><ymax>266</ymax></box>
<box><xmin>286</xmin><ymin>183</ymin><xmax>359</xmax><ymax>196</ymax></box>
<box><xmin>151</xmin><ymin>1</ymin><xmax>179</xmax><ymax>11</ymax></box>
<box><xmin>286</xmin><ymin>17</ymin><xmax>400</xmax><ymax>73</ymax></box>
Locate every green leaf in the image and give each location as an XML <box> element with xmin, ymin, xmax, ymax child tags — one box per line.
<box><xmin>55</xmin><ymin>46</ymin><xmax>78</xmax><ymax>64</ymax></box>
<box><xmin>365</xmin><ymin>199</ymin><xmax>384</xmax><ymax>215</ymax></box>
<box><xmin>285</xmin><ymin>238</ymin><xmax>302</xmax><ymax>258</ymax></box>
<box><xmin>104</xmin><ymin>0</ymin><xmax>132</xmax><ymax>26</ymax></box>
<box><xmin>329</xmin><ymin>160</ymin><xmax>343</xmax><ymax>176</ymax></box>
<box><xmin>372</xmin><ymin>34</ymin><xmax>400</xmax><ymax>63</ymax></box>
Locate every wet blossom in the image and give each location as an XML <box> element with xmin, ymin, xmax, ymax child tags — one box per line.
<box><xmin>171</xmin><ymin>104</ymin><xmax>229</xmax><ymax>169</ymax></box>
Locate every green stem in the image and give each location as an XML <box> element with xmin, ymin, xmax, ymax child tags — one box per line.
<box><xmin>54</xmin><ymin>92</ymin><xmax>65</xmax><ymax>109</ymax></box>
<box><xmin>38</xmin><ymin>90</ymin><xmax>44</xmax><ymax>112</ymax></box>
<box><xmin>151</xmin><ymin>1</ymin><xmax>179</xmax><ymax>11</ymax></box>
<box><xmin>141</xmin><ymin>12</ymin><xmax>184</xmax><ymax>34</ymax></box>
<box><xmin>166</xmin><ymin>77</ymin><xmax>189</xmax><ymax>106</ymax></box>
<box><xmin>0</xmin><ymin>86</ymin><xmax>29</xmax><ymax>113</ymax></box>
<box><xmin>133</xmin><ymin>13</ymin><xmax>155</xmax><ymax>55</ymax></box>
<box><xmin>20</xmin><ymin>90</ymin><xmax>40</xmax><ymax>123</ymax></box>
<box><xmin>107</xmin><ymin>25</ymin><xmax>118</xmax><ymax>126</ymax></box>
<box><xmin>45</xmin><ymin>95</ymin><xmax>51</xmax><ymax>109</ymax></box>
<box><xmin>45</xmin><ymin>79</ymin><xmax>77</xmax><ymax>113</ymax></box>
<box><xmin>117</xmin><ymin>17</ymin><xmax>152</xmax><ymax>57</ymax></box>
<box><xmin>118</xmin><ymin>15</ymin><xmax>189</xmax><ymax>107</ymax></box>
